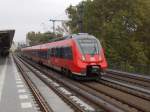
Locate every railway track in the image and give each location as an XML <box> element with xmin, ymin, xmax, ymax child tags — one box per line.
<box><xmin>107</xmin><ymin>69</ymin><xmax>150</xmax><ymax>82</ymax></box>
<box><xmin>14</xmin><ymin>56</ymin><xmax>53</xmax><ymax>112</ymax></box>
<box><xmin>16</xmin><ymin>55</ymin><xmax>150</xmax><ymax>112</ymax></box>
<box><xmin>16</xmin><ymin>55</ymin><xmax>126</xmax><ymax>112</ymax></box>
<box><xmin>100</xmin><ymin>77</ymin><xmax>150</xmax><ymax>101</ymax></box>
<box><xmin>14</xmin><ymin>55</ymin><xmax>97</xmax><ymax>112</ymax></box>
<box><xmin>105</xmin><ymin>70</ymin><xmax>150</xmax><ymax>89</ymax></box>
<box><xmin>83</xmin><ymin>82</ymin><xmax>150</xmax><ymax>112</ymax></box>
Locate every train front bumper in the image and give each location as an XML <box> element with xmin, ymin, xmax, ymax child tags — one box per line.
<box><xmin>72</xmin><ymin>65</ymin><xmax>101</xmax><ymax>77</ymax></box>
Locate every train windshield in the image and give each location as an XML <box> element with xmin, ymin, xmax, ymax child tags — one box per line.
<box><xmin>77</xmin><ymin>38</ymin><xmax>100</xmax><ymax>55</ymax></box>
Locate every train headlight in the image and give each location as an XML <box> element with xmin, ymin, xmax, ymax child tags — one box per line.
<box><xmin>99</xmin><ymin>56</ymin><xmax>102</xmax><ymax>61</ymax></box>
<box><xmin>81</xmin><ymin>56</ymin><xmax>86</xmax><ymax>61</ymax></box>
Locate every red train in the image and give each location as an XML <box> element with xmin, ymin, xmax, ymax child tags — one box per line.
<box><xmin>21</xmin><ymin>33</ymin><xmax>108</xmax><ymax>79</ymax></box>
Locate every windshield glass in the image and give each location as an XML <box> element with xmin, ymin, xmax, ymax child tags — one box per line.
<box><xmin>77</xmin><ymin>38</ymin><xmax>100</xmax><ymax>55</ymax></box>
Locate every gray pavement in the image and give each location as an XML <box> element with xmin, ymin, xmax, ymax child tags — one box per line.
<box><xmin>0</xmin><ymin>55</ymin><xmax>38</xmax><ymax>112</ymax></box>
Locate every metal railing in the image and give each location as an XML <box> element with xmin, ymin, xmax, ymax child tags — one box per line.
<box><xmin>108</xmin><ymin>62</ymin><xmax>150</xmax><ymax>75</ymax></box>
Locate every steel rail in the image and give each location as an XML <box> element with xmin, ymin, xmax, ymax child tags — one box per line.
<box><xmin>106</xmin><ymin>69</ymin><xmax>150</xmax><ymax>83</ymax></box>
<box><xmin>13</xmin><ymin>56</ymin><xmax>53</xmax><ymax>112</ymax></box>
<box><xmin>16</xmin><ymin>56</ymin><xmax>93</xmax><ymax>112</ymax></box>
<box><xmin>100</xmin><ymin>77</ymin><xmax>150</xmax><ymax>101</ymax></box>
<box><xmin>18</xmin><ymin>55</ymin><xmax>135</xmax><ymax>112</ymax></box>
<box><xmin>19</xmin><ymin>55</ymin><xmax>150</xmax><ymax>112</ymax></box>
<box><xmin>104</xmin><ymin>73</ymin><xmax>150</xmax><ymax>89</ymax></box>
<box><xmin>83</xmin><ymin>82</ymin><xmax>150</xmax><ymax>112</ymax></box>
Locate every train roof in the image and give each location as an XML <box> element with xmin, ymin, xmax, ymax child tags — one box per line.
<box><xmin>64</xmin><ymin>33</ymin><xmax>96</xmax><ymax>40</ymax></box>
<box><xmin>22</xmin><ymin>33</ymin><xmax>98</xmax><ymax>50</ymax></box>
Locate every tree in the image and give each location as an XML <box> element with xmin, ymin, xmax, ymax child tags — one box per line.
<box><xmin>26</xmin><ymin>31</ymin><xmax>62</xmax><ymax>46</ymax></box>
<box><xmin>66</xmin><ymin>0</ymin><xmax>150</xmax><ymax>70</ymax></box>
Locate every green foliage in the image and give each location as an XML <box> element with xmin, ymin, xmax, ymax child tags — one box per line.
<box><xmin>26</xmin><ymin>32</ymin><xmax>62</xmax><ymax>46</ymax></box>
<box><xmin>66</xmin><ymin>0</ymin><xmax>150</xmax><ymax>74</ymax></box>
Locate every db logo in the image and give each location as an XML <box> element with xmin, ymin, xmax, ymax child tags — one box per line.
<box><xmin>90</xmin><ymin>57</ymin><xmax>95</xmax><ymax>61</ymax></box>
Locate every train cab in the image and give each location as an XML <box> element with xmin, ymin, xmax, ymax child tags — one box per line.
<box><xmin>71</xmin><ymin>34</ymin><xmax>108</xmax><ymax>78</ymax></box>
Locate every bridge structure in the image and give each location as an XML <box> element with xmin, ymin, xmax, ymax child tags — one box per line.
<box><xmin>0</xmin><ymin>29</ymin><xmax>15</xmax><ymax>56</ymax></box>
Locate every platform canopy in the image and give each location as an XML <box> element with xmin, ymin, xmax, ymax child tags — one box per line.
<box><xmin>0</xmin><ymin>30</ymin><xmax>15</xmax><ymax>56</ymax></box>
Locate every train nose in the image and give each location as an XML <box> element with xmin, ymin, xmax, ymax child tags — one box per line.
<box><xmin>82</xmin><ymin>54</ymin><xmax>100</xmax><ymax>63</ymax></box>
<box><xmin>86</xmin><ymin>65</ymin><xmax>101</xmax><ymax>77</ymax></box>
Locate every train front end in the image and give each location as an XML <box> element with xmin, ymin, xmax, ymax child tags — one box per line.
<box><xmin>73</xmin><ymin>34</ymin><xmax>108</xmax><ymax>79</ymax></box>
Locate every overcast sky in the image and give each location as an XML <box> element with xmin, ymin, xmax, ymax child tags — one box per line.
<box><xmin>0</xmin><ymin>0</ymin><xmax>82</xmax><ymax>42</ymax></box>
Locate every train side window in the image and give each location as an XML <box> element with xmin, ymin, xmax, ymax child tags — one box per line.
<box><xmin>50</xmin><ymin>48</ymin><xmax>53</xmax><ymax>57</ymax></box>
<box><xmin>60</xmin><ymin>47</ymin><xmax>63</xmax><ymax>58</ymax></box>
<box><xmin>42</xmin><ymin>51</ymin><xmax>47</xmax><ymax>59</ymax></box>
<box><xmin>43</xmin><ymin>51</ymin><xmax>45</xmax><ymax>58</ymax></box>
<box><xmin>41</xmin><ymin>51</ymin><xmax>44</xmax><ymax>58</ymax></box>
<box><xmin>45</xmin><ymin>51</ymin><xmax>48</xmax><ymax>59</ymax></box>
<box><xmin>63</xmin><ymin>47</ymin><xmax>66</xmax><ymax>59</ymax></box>
<box><xmin>61</xmin><ymin>47</ymin><xmax>64</xmax><ymax>58</ymax></box>
<box><xmin>38</xmin><ymin>50</ymin><xmax>41</xmax><ymax>57</ymax></box>
<box><xmin>63</xmin><ymin>47</ymin><xmax>67</xmax><ymax>59</ymax></box>
<box><xmin>55</xmin><ymin>48</ymin><xmax>58</xmax><ymax>58</ymax></box>
<box><xmin>52</xmin><ymin>48</ymin><xmax>55</xmax><ymax>57</ymax></box>
<box><xmin>56</xmin><ymin>48</ymin><xmax>58</xmax><ymax>58</ymax></box>
<box><xmin>57</xmin><ymin>48</ymin><xmax>60</xmax><ymax>58</ymax></box>
<box><xmin>35</xmin><ymin>51</ymin><xmax>38</xmax><ymax>57</ymax></box>
<box><xmin>68</xmin><ymin>47</ymin><xmax>73</xmax><ymax>60</ymax></box>
<box><xmin>53</xmin><ymin>48</ymin><xmax>55</xmax><ymax>57</ymax></box>
<box><xmin>40</xmin><ymin>51</ymin><xmax>42</xmax><ymax>58</ymax></box>
<box><xmin>51</xmin><ymin>48</ymin><xmax>54</xmax><ymax>57</ymax></box>
<box><xmin>53</xmin><ymin>48</ymin><xmax>56</xmax><ymax>57</ymax></box>
<box><xmin>42</xmin><ymin>51</ymin><xmax>45</xmax><ymax>58</ymax></box>
<box><xmin>63</xmin><ymin>47</ymin><xmax>73</xmax><ymax>60</ymax></box>
<box><xmin>38</xmin><ymin>50</ymin><xmax>40</xmax><ymax>57</ymax></box>
<box><xmin>58</xmin><ymin>47</ymin><xmax>61</xmax><ymax>58</ymax></box>
<box><xmin>48</xmin><ymin>48</ymin><xmax>51</xmax><ymax>58</ymax></box>
<box><xmin>38</xmin><ymin>51</ymin><xmax>41</xmax><ymax>58</ymax></box>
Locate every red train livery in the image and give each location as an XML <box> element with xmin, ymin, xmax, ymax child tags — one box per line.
<box><xmin>21</xmin><ymin>33</ymin><xmax>108</xmax><ymax>79</ymax></box>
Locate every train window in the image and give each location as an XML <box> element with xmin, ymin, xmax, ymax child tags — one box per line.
<box><xmin>42</xmin><ymin>51</ymin><xmax>44</xmax><ymax>58</ymax></box>
<box><xmin>50</xmin><ymin>48</ymin><xmax>53</xmax><ymax>57</ymax></box>
<box><xmin>38</xmin><ymin>51</ymin><xmax>41</xmax><ymax>58</ymax></box>
<box><xmin>44</xmin><ymin>51</ymin><xmax>47</xmax><ymax>59</ymax></box>
<box><xmin>40</xmin><ymin>51</ymin><xmax>42</xmax><ymax>58</ymax></box>
<box><xmin>54</xmin><ymin>48</ymin><xmax>56</xmax><ymax>57</ymax></box>
<box><xmin>35</xmin><ymin>51</ymin><xmax>38</xmax><ymax>57</ymax></box>
<box><xmin>49</xmin><ymin>47</ymin><xmax>72</xmax><ymax>59</ymax></box>
<box><xmin>47</xmin><ymin>48</ymin><xmax>51</xmax><ymax>58</ymax></box>
<box><xmin>38</xmin><ymin>50</ymin><xmax>46</xmax><ymax>59</ymax></box>
<box><xmin>38</xmin><ymin>51</ymin><xmax>40</xmax><ymax>57</ymax></box>
<box><xmin>68</xmin><ymin>47</ymin><xmax>73</xmax><ymax>60</ymax></box>
<box><xmin>58</xmin><ymin>47</ymin><xmax>62</xmax><ymax>58</ymax></box>
<box><xmin>45</xmin><ymin>51</ymin><xmax>47</xmax><ymax>58</ymax></box>
<box><xmin>59</xmin><ymin>47</ymin><xmax>63</xmax><ymax>58</ymax></box>
<box><xmin>56</xmin><ymin>48</ymin><xmax>59</xmax><ymax>57</ymax></box>
<box><xmin>56</xmin><ymin>48</ymin><xmax>58</xmax><ymax>58</ymax></box>
<box><xmin>63</xmin><ymin>47</ymin><xmax>73</xmax><ymax>60</ymax></box>
<box><xmin>78</xmin><ymin>39</ymin><xmax>100</xmax><ymax>56</ymax></box>
<box><xmin>51</xmin><ymin>48</ymin><xmax>54</xmax><ymax>57</ymax></box>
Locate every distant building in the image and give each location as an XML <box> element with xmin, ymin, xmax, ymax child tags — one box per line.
<box><xmin>26</xmin><ymin>37</ymin><xmax>31</xmax><ymax>46</ymax></box>
<box><xmin>10</xmin><ymin>41</ymin><xmax>17</xmax><ymax>52</ymax></box>
<box><xmin>17</xmin><ymin>42</ymin><xmax>27</xmax><ymax>49</ymax></box>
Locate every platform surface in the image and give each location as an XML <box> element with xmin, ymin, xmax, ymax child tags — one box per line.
<box><xmin>0</xmin><ymin>55</ymin><xmax>38</xmax><ymax>112</ymax></box>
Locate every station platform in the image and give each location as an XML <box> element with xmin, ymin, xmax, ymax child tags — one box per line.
<box><xmin>0</xmin><ymin>55</ymin><xmax>38</xmax><ymax>112</ymax></box>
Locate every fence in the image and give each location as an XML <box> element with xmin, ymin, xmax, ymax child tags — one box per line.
<box><xmin>108</xmin><ymin>62</ymin><xmax>150</xmax><ymax>75</ymax></box>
